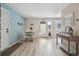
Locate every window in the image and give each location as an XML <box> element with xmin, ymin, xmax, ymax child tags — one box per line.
<box><xmin>57</xmin><ymin>23</ymin><xmax>61</xmax><ymax>29</ymax></box>
<box><xmin>56</xmin><ymin>20</ymin><xmax>61</xmax><ymax>30</ymax></box>
<box><xmin>48</xmin><ymin>21</ymin><xmax>52</xmax><ymax>30</ymax></box>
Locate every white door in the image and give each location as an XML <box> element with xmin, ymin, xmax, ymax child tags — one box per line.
<box><xmin>1</xmin><ymin>7</ymin><xmax>10</xmax><ymax>51</ymax></box>
<box><xmin>40</xmin><ymin>22</ymin><xmax>46</xmax><ymax>37</ymax></box>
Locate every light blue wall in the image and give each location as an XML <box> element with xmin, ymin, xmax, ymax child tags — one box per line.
<box><xmin>1</xmin><ymin>4</ymin><xmax>24</xmax><ymax>45</ymax></box>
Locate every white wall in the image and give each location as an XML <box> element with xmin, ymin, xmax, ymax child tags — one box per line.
<box><xmin>24</xmin><ymin>18</ymin><xmax>41</xmax><ymax>38</ymax></box>
<box><xmin>24</xmin><ymin>18</ymin><xmax>61</xmax><ymax>38</ymax></box>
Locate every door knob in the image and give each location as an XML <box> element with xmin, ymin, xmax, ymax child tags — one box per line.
<box><xmin>6</xmin><ymin>28</ymin><xmax>8</xmax><ymax>30</ymax></box>
<box><xmin>6</xmin><ymin>31</ymin><xmax>8</xmax><ymax>33</ymax></box>
<box><xmin>6</xmin><ymin>28</ymin><xmax>9</xmax><ymax>33</ymax></box>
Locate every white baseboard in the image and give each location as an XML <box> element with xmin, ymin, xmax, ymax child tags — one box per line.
<box><xmin>9</xmin><ymin>38</ymin><xmax>23</xmax><ymax>48</ymax></box>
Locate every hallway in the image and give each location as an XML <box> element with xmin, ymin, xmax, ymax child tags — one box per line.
<box><xmin>10</xmin><ymin>38</ymin><xmax>67</xmax><ymax>56</ymax></box>
<box><xmin>1</xmin><ymin>3</ymin><xmax>79</xmax><ymax>56</ymax></box>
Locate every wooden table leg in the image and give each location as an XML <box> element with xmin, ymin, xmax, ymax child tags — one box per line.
<box><xmin>56</xmin><ymin>35</ymin><xmax>58</xmax><ymax>45</ymax></box>
<box><xmin>68</xmin><ymin>40</ymin><xmax>70</xmax><ymax>55</ymax></box>
<box><xmin>61</xmin><ymin>38</ymin><xmax>63</xmax><ymax>44</ymax></box>
<box><xmin>76</xmin><ymin>39</ymin><xmax>78</xmax><ymax>55</ymax></box>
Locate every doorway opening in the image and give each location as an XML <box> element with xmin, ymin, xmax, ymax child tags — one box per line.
<box><xmin>40</xmin><ymin>22</ymin><xmax>46</xmax><ymax>38</ymax></box>
<box><xmin>48</xmin><ymin>21</ymin><xmax>52</xmax><ymax>37</ymax></box>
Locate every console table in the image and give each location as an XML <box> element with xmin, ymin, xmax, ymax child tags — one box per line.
<box><xmin>56</xmin><ymin>34</ymin><xmax>79</xmax><ymax>56</ymax></box>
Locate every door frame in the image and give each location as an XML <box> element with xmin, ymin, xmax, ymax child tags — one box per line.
<box><xmin>40</xmin><ymin>22</ymin><xmax>47</xmax><ymax>38</ymax></box>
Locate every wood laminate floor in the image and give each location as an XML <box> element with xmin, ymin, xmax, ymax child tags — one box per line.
<box><xmin>10</xmin><ymin>38</ymin><xmax>67</xmax><ymax>56</ymax></box>
<box><xmin>1</xmin><ymin>43</ymin><xmax>22</xmax><ymax>56</ymax></box>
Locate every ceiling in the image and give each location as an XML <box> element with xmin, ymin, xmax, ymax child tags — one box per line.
<box><xmin>6</xmin><ymin>3</ymin><xmax>69</xmax><ymax>18</ymax></box>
